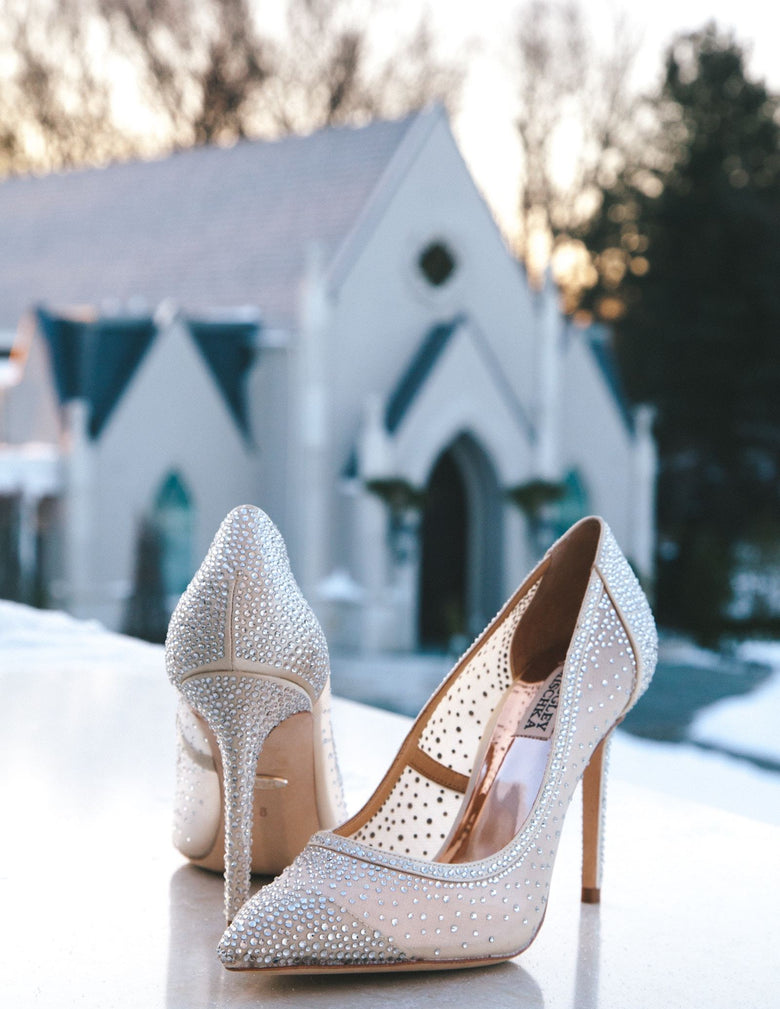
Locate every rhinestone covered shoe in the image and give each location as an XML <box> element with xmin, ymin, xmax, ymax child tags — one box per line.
<box><xmin>217</xmin><ymin>516</ymin><xmax>657</xmax><ymax>971</ymax></box>
<box><xmin>165</xmin><ymin>505</ymin><xmax>345</xmax><ymax>922</ymax></box>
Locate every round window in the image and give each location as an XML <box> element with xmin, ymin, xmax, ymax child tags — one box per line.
<box><xmin>418</xmin><ymin>241</ymin><xmax>457</xmax><ymax>287</ymax></box>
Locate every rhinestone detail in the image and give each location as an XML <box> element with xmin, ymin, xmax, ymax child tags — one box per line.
<box><xmin>165</xmin><ymin>505</ymin><xmax>345</xmax><ymax>921</ymax></box>
<box><xmin>180</xmin><ymin>672</ymin><xmax>309</xmax><ymax>921</ymax></box>
<box><xmin>220</xmin><ymin>847</ymin><xmax>410</xmax><ymax>969</ymax></box>
<box><xmin>352</xmin><ymin>581</ymin><xmax>540</xmax><ymax>859</ymax></box>
<box><xmin>417</xmin><ymin>580</ymin><xmax>539</xmax><ymax>775</ymax></box>
<box><xmin>595</xmin><ymin>523</ymin><xmax>658</xmax><ymax>700</ymax></box>
<box><xmin>172</xmin><ymin>698</ymin><xmax>221</xmax><ymax>859</ymax></box>
<box><xmin>218</xmin><ymin>518</ymin><xmax>658</xmax><ymax>969</ymax></box>
<box><xmin>165</xmin><ymin>505</ymin><xmax>329</xmax><ymax>693</ymax></box>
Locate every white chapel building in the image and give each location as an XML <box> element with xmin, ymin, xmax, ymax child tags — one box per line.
<box><xmin>0</xmin><ymin>107</ymin><xmax>656</xmax><ymax>652</ymax></box>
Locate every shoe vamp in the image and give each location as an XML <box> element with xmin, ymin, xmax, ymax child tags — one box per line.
<box><xmin>219</xmin><ymin>843</ymin><xmax>546</xmax><ymax>967</ymax></box>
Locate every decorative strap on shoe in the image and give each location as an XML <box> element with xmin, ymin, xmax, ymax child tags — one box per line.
<box><xmin>407</xmin><ymin>748</ymin><xmax>470</xmax><ymax>793</ymax></box>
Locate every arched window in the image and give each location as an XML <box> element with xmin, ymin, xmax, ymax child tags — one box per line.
<box><xmin>153</xmin><ymin>471</ymin><xmax>194</xmax><ymax>598</ymax></box>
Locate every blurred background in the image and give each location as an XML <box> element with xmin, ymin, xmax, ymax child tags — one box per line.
<box><xmin>0</xmin><ymin>1</ymin><xmax>778</xmax><ymax>807</ymax></box>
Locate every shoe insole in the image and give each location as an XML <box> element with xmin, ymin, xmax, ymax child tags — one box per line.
<box><xmin>437</xmin><ymin>664</ymin><xmax>563</xmax><ymax>864</ymax></box>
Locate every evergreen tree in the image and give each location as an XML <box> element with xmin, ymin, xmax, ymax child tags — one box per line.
<box><xmin>581</xmin><ymin>25</ymin><xmax>780</xmax><ymax>635</ymax></box>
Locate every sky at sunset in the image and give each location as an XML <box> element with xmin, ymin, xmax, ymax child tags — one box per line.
<box><xmin>86</xmin><ymin>1</ymin><xmax>780</xmax><ymax>242</ymax></box>
<box><xmin>420</xmin><ymin>0</ymin><xmax>780</xmax><ymax>238</ymax></box>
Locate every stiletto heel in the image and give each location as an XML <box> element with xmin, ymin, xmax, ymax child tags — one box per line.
<box><xmin>179</xmin><ymin>672</ymin><xmax>312</xmax><ymax>921</ymax></box>
<box><xmin>219</xmin><ymin>516</ymin><xmax>657</xmax><ymax>972</ymax></box>
<box><xmin>166</xmin><ymin>506</ymin><xmax>345</xmax><ymax>923</ymax></box>
<box><xmin>581</xmin><ymin>732</ymin><xmax>610</xmax><ymax>905</ymax></box>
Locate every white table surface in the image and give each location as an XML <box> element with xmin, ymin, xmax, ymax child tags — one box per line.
<box><xmin>0</xmin><ymin>611</ymin><xmax>777</xmax><ymax>1008</ymax></box>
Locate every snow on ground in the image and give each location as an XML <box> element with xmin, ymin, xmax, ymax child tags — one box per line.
<box><xmin>690</xmin><ymin>639</ymin><xmax>780</xmax><ymax>763</ymax></box>
<box><xmin>2</xmin><ymin>601</ymin><xmax>779</xmax><ymax>827</ymax></box>
<box><xmin>610</xmin><ymin>732</ymin><xmax>780</xmax><ymax>826</ymax></box>
<box><xmin>0</xmin><ymin>598</ymin><xmax>163</xmax><ymax>678</ymax></box>
<box><xmin>655</xmin><ymin>633</ymin><xmax>733</xmax><ymax>669</ymax></box>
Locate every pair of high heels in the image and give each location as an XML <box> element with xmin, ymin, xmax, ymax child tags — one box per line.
<box><xmin>166</xmin><ymin>505</ymin><xmax>656</xmax><ymax>972</ymax></box>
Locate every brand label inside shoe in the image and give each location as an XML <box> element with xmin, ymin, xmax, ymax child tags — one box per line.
<box><xmin>517</xmin><ymin>668</ymin><xmax>562</xmax><ymax>740</ymax></box>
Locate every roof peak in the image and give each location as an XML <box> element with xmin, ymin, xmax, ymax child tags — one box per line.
<box><xmin>2</xmin><ymin>107</ymin><xmax>437</xmax><ymax>188</ymax></box>
<box><xmin>0</xmin><ymin>108</ymin><xmax>444</xmax><ymax>328</ymax></box>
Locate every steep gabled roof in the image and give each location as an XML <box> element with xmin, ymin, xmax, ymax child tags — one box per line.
<box><xmin>36</xmin><ymin>308</ymin><xmax>257</xmax><ymax>440</ymax></box>
<box><xmin>37</xmin><ymin>309</ymin><xmax>156</xmax><ymax>439</ymax></box>
<box><xmin>385</xmin><ymin>315</ymin><xmax>535</xmax><ymax>438</ymax></box>
<box><xmin>384</xmin><ymin>316</ymin><xmax>465</xmax><ymax>433</ymax></box>
<box><xmin>0</xmin><ymin>114</ymin><xmax>420</xmax><ymax>329</ymax></box>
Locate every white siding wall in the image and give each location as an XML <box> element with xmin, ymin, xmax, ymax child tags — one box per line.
<box><xmin>247</xmin><ymin>344</ymin><xmax>292</xmax><ymax>541</ymax></box>
<box><xmin>20</xmin><ymin>111</ymin><xmax>650</xmax><ymax>637</ymax></box>
<box><xmin>559</xmin><ymin>333</ymin><xmax>637</xmax><ymax>557</ymax></box>
<box><xmin>5</xmin><ymin>324</ymin><xmax>62</xmax><ymax>444</ymax></box>
<box><xmin>387</xmin><ymin>323</ymin><xmax>533</xmax><ymax>488</ymax></box>
<box><xmin>86</xmin><ymin>320</ymin><xmax>260</xmax><ymax>628</ymax></box>
<box><xmin>323</xmin><ymin>115</ymin><xmax>539</xmax><ymax>573</ymax></box>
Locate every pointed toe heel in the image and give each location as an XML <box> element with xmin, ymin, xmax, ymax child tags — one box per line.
<box><xmin>179</xmin><ymin>671</ymin><xmax>312</xmax><ymax>920</ymax></box>
<box><xmin>219</xmin><ymin>516</ymin><xmax>657</xmax><ymax>971</ymax></box>
<box><xmin>166</xmin><ymin>505</ymin><xmax>345</xmax><ymax>922</ymax></box>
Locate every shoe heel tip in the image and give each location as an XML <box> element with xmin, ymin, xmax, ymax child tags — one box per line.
<box><xmin>581</xmin><ymin>887</ymin><xmax>601</xmax><ymax>904</ymax></box>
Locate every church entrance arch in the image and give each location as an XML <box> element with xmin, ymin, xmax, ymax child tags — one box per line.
<box><xmin>417</xmin><ymin>433</ymin><xmax>503</xmax><ymax>650</ymax></box>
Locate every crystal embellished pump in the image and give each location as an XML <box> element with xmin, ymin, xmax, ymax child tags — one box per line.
<box><xmin>218</xmin><ymin>516</ymin><xmax>657</xmax><ymax>971</ymax></box>
<box><xmin>165</xmin><ymin>505</ymin><xmax>345</xmax><ymax>922</ymax></box>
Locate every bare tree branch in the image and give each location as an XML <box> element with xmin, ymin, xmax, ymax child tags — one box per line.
<box><xmin>512</xmin><ymin>1</ymin><xmax>644</xmax><ymax>280</ymax></box>
<box><xmin>0</xmin><ymin>0</ymin><xmax>462</xmax><ymax>175</ymax></box>
<box><xmin>260</xmin><ymin>0</ymin><xmax>461</xmax><ymax>134</ymax></box>
<box><xmin>96</xmin><ymin>0</ymin><xmax>270</xmax><ymax>146</ymax></box>
<box><xmin>0</xmin><ymin>0</ymin><xmax>129</xmax><ymax>174</ymax></box>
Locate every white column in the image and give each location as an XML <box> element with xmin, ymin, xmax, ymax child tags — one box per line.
<box><xmin>356</xmin><ymin>394</ymin><xmax>391</xmax><ymax>652</ymax></box>
<box><xmin>293</xmin><ymin>244</ymin><xmax>332</xmax><ymax>607</ymax></box>
<box><xmin>631</xmin><ymin>404</ymin><xmax>657</xmax><ymax>585</ymax></box>
<box><xmin>533</xmin><ymin>272</ymin><xmax>562</xmax><ymax>480</ymax></box>
<box><xmin>16</xmin><ymin>491</ymin><xmax>38</xmax><ymax>603</ymax></box>
<box><xmin>354</xmin><ymin>489</ymin><xmax>389</xmax><ymax>652</ymax></box>
<box><xmin>390</xmin><ymin>509</ymin><xmax>421</xmax><ymax>653</ymax></box>
<box><xmin>503</xmin><ymin>501</ymin><xmax>531</xmax><ymax>598</ymax></box>
<box><xmin>358</xmin><ymin>393</ymin><xmax>392</xmax><ymax>481</ymax></box>
<box><xmin>62</xmin><ymin>399</ymin><xmax>94</xmax><ymax>617</ymax></box>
